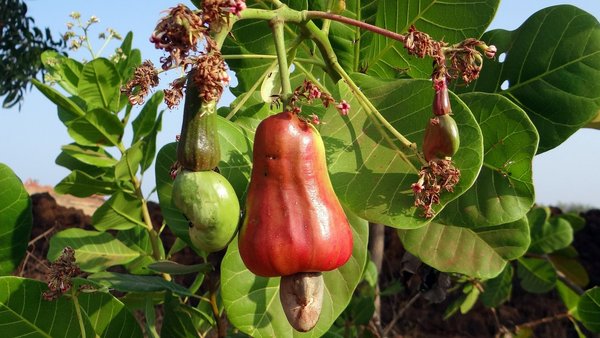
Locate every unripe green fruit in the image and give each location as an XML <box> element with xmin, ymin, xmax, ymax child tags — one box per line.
<box><xmin>423</xmin><ymin>114</ymin><xmax>460</xmax><ymax>161</ymax></box>
<box><xmin>172</xmin><ymin>170</ymin><xmax>240</xmax><ymax>253</ymax></box>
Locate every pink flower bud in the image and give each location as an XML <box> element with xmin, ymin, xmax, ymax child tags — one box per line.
<box><xmin>336</xmin><ymin>100</ymin><xmax>350</xmax><ymax>116</ymax></box>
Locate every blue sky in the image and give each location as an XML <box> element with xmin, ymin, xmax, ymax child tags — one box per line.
<box><xmin>2</xmin><ymin>1</ymin><xmax>599</xmax><ymax>208</ymax></box>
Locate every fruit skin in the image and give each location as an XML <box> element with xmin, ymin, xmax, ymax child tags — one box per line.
<box><xmin>172</xmin><ymin>170</ymin><xmax>240</xmax><ymax>253</ymax></box>
<box><xmin>239</xmin><ymin>111</ymin><xmax>353</xmax><ymax>277</ymax></box>
<box><xmin>423</xmin><ymin>114</ymin><xmax>460</xmax><ymax>161</ymax></box>
<box><xmin>177</xmin><ymin>71</ymin><xmax>221</xmax><ymax>171</ymax></box>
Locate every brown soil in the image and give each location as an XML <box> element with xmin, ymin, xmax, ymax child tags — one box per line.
<box><xmin>15</xmin><ymin>190</ymin><xmax>600</xmax><ymax>338</ymax></box>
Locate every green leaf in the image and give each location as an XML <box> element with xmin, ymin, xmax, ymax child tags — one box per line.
<box><xmin>147</xmin><ymin>261</ymin><xmax>212</xmax><ymax>275</ymax></box>
<box><xmin>87</xmin><ymin>272</ymin><xmax>193</xmax><ymax>297</ymax></box>
<box><xmin>68</xmin><ymin>108</ymin><xmax>124</xmax><ymax>147</ymax></box>
<box><xmin>440</xmin><ymin>93</ymin><xmax>538</xmax><ymax>227</ymax></box>
<box><xmin>55</xmin><ymin>170</ymin><xmax>118</xmax><ymax>197</ymax></box>
<box><xmin>527</xmin><ymin>206</ymin><xmax>549</xmax><ymax>231</ymax></box>
<box><xmin>156</xmin><ymin>119</ymin><xmax>252</xmax><ymax>243</ymax></box>
<box><xmin>548</xmin><ymin>251</ymin><xmax>589</xmax><ymax>288</ymax></box>
<box><xmin>115</xmin><ymin>140</ymin><xmax>144</xmax><ymax>181</ymax></box>
<box><xmin>116</xmin><ymin>32</ymin><xmax>143</xmax><ymax>83</ymax></box>
<box><xmin>481</xmin><ymin>264</ymin><xmax>513</xmax><ymax>308</ymax></box>
<box><xmin>55</xmin><ymin>150</ymin><xmax>108</xmax><ymax>178</ymax></box>
<box><xmin>517</xmin><ymin>257</ymin><xmax>557</xmax><ymax>293</ymax></box>
<box><xmin>577</xmin><ymin>287</ymin><xmax>600</xmax><ymax>333</ymax></box>
<box><xmin>32</xmin><ymin>79</ymin><xmax>86</xmax><ymax>124</ymax></box>
<box><xmin>556</xmin><ymin>280</ymin><xmax>580</xmax><ymax>316</ymax></box>
<box><xmin>132</xmin><ymin>91</ymin><xmax>164</xmax><ymax>144</ymax></box>
<box><xmin>118</xmin><ymin>49</ymin><xmax>142</xmax><ymax>85</ymax></box>
<box><xmin>558</xmin><ymin>212</ymin><xmax>586</xmax><ymax>232</ymax></box>
<box><xmin>216</xmin><ymin>116</ymin><xmax>254</xmax><ymax>202</ymax></box>
<box><xmin>92</xmin><ymin>191</ymin><xmax>144</xmax><ymax>231</ymax></box>
<box><xmin>156</xmin><ymin>143</ymin><xmax>190</xmax><ymax>243</ymax></box>
<box><xmin>78</xmin><ymin>291</ymin><xmax>144</xmax><ymax>338</ymax></box>
<box><xmin>399</xmin><ymin>217</ymin><xmax>530</xmax><ymax>279</ymax></box>
<box><xmin>41</xmin><ymin>50</ymin><xmax>83</xmax><ymax>95</ymax></box>
<box><xmin>0</xmin><ymin>276</ymin><xmax>96</xmax><ymax>337</ymax></box>
<box><xmin>460</xmin><ymin>286</ymin><xmax>480</xmax><ymax>314</ymax></box>
<box><xmin>48</xmin><ymin>228</ymin><xmax>141</xmax><ymax>272</ymax></box>
<box><xmin>457</xmin><ymin>5</ymin><xmax>600</xmax><ymax>153</ymax></box>
<box><xmin>319</xmin><ymin>76</ymin><xmax>483</xmax><ymax>228</ymax></box>
<box><xmin>365</xmin><ymin>0</ymin><xmax>499</xmax><ymax>79</ymax></box>
<box><xmin>529</xmin><ymin>215</ymin><xmax>573</xmax><ymax>254</ymax></box>
<box><xmin>221</xmin><ymin>207</ymin><xmax>369</xmax><ymax>337</ymax></box>
<box><xmin>78</xmin><ymin>58</ymin><xmax>122</xmax><ymax>112</ymax></box>
<box><xmin>0</xmin><ymin>164</ymin><xmax>32</xmax><ymax>275</ymax></box>
<box><xmin>161</xmin><ymin>293</ymin><xmax>213</xmax><ymax>338</ymax></box>
<box><xmin>140</xmin><ymin>111</ymin><xmax>163</xmax><ymax>173</ymax></box>
<box><xmin>61</xmin><ymin>143</ymin><xmax>118</xmax><ymax>167</ymax></box>
<box><xmin>116</xmin><ymin>226</ymin><xmax>157</xmax><ymax>275</ymax></box>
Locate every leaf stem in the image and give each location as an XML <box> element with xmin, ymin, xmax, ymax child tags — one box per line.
<box><xmin>210</xmin><ymin>289</ymin><xmax>223</xmax><ymax>337</ymax></box>
<box><xmin>515</xmin><ymin>312</ymin><xmax>571</xmax><ymax>330</ymax></box>
<box><xmin>117</xmin><ymin>143</ymin><xmax>168</xmax><ymax>274</ymax></box>
<box><xmin>301</xmin><ymin>21</ymin><xmax>422</xmax><ymax>169</ymax></box>
<box><xmin>70</xmin><ymin>289</ymin><xmax>87</xmax><ymax>338</ymax></box>
<box><xmin>304</xmin><ymin>11</ymin><xmax>407</xmax><ymax>43</ymax></box>
<box><xmin>270</xmin><ymin>18</ymin><xmax>293</xmax><ymax>103</ymax></box>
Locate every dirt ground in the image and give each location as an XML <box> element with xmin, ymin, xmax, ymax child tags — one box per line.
<box><xmin>16</xmin><ymin>191</ymin><xmax>600</xmax><ymax>337</ymax></box>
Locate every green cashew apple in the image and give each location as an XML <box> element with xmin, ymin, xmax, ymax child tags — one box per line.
<box><xmin>172</xmin><ymin>170</ymin><xmax>240</xmax><ymax>253</ymax></box>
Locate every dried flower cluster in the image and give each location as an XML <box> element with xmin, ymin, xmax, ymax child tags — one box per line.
<box><xmin>150</xmin><ymin>4</ymin><xmax>206</xmax><ymax>70</ymax></box>
<box><xmin>412</xmin><ymin>159</ymin><xmax>461</xmax><ymax>218</ymax></box>
<box><xmin>121</xmin><ymin>60</ymin><xmax>160</xmax><ymax>105</ymax></box>
<box><xmin>285</xmin><ymin>80</ymin><xmax>350</xmax><ymax>124</ymax></box>
<box><xmin>192</xmin><ymin>38</ymin><xmax>230</xmax><ymax>102</ymax></box>
<box><xmin>447</xmin><ymin>39</ymin><xmax>497</xmax><ymax>84</ymax></box>
<box><xmin>404</xmin><ymin>25</ymin><xmax>445</xmax><ymax>60</ymax></box>
<box><xmin>164</xmin><ymin>77</ymin><xmax>187</xmax><ymax>109</ymax></box>
<box><xmin>203</xmin><ymin>0</ymin><xmax>247</xmax><ymax>28</ymax></box>
<box><xmin>123</xmin><ymin>2</ymin><xmax>245</xmax><ymax>107</ymax></box>
<box><xmin>43</xmin><ymin>247</ymin><xmax>81</xmax><ymax>301</ymax></box>
<box><xmin>403</xmin><ymin>25</ymin><xmax>496</xmax><ymax>86</ymax></box>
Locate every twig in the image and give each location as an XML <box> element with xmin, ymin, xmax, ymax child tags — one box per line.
<box><xmin>382</xmin><ymin>292</ymin><xmax>421</xmax><ymax>337</ymax></box>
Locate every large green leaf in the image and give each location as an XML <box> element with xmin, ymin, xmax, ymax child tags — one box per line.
<box><xmin>140</xmin><ymin>111</ymin><xmax>164</xmax><ymax>173</ymax></box>
<box><xmin>87</xmin><ymin>272</ymin><xmax>193</xmax><ymax>297</ymax></box>
<box><xmin>41</xmin><ymin>50</ymin><xmax>83</xmax><ymax>96</ymax></box>
<box><xmin>116</xmin><ymin>32</ymin><xmax>143</xmax><ymax>83</ymax></box>
<box><xmin>365</xmin><ymin>0</ymin><xmax>499</xmax><ymax>79</ymax></box>
<box><xmin>577</xmin><ymin>287</ymin><xmax>600</xmax><ymax>333</ymax></box>
<box><xmin>439</xmin><ymin>93</ymin><xmax>538</xmax><ymax>227</ymax></box>
<box><xmin>48</xmin><ymin>228</ymin><xmax>141</xmax><ymax>273</ymax></box>
<box><xmin>115</xmin><ymin>140</ymin><xmax>144</xmax><ymax>181</ymax></box>
<box><xmin>221</xmin><ymin>207</ymin><xmax>368</xmax><ymax>337</ymax></box>
<box><xmin>61</xmin><ymin>143</ymin><xmax>118</xmax><ymax>168</ymax></box>
<box><xmin>55</xmin><ymin>150</ymin><xmax>109</xmax><ymax>178</ymax></box>
<box><xmin>517</xmin><ymin>257</ymin><xmax>557</xmax><ymax>294</ymax></box>
<box><xmin>457</xmin><ymin>5</ymin><xmax>600</xmax><ymax>153</ymax></box>
<box><xmin>0</xmin><ymin>276</ymin><xmax>95</xmax><ymax>337</ymax></box>
<box><xmin>529</xmin><ymin>215</ymin><xmax>573</xmax><ymax>254</ymax></box>
<box><xmin>399</xmin><ymin>217</ymin><xmax>530</xmax><ymax>279</ymax></box>
<box><xmin>132</xmin><ymin>91</ymin><xmax>164</xmax><ymax>144</ymax></box>
<box><xmin>67</xmin><ymin>108</ymin><xmax>124</xmax><ymax>147</ymax></box>
<box><xmin>55</xmin><ymin>170</ymin><xmax>118</xmax><ymax>197</ymax></box>
<box><xmin>156</xmin><ymin>117</ymin><xmax>252</xmax><ymax>243</ymax></box>
<box><xmin>78</xmin><ymin>291</ymin><xmax>144</xmax><ymax>338</ymax></box>
<box><xmin>116</xmin><ymin>226</ymin><xmax>157</xmax><ymax>275</ymax></box>
<box><xmin>319</xmin><ymin>76</ymin><xmax>483</xmax><ymax>228</ymax></box>
<box><xmin>32</xmin><ymin>79</ymin><xmax>86</xmax><ymax>125</ymax></box>
<box><xmin>481</xmin><ymin>263</ymin><xmax>513</xmax><ymax>308</ymax></box>
<box><xmin>161</xmin><ymin>293</ymin><xmax>214</xmax><ymax>338</ymax></box>
<box><xmin>92</xmin><ymin>191</ymin><xmax>144</xmax><ymax>231</ymax></box>
<box><xmin>78</xmin><ymin>58</ymin><xmax>122</xmax><ymax>112</ymax></box>
<box><xmin>0</xmin><ymin>163</ymin><xmax>32</xmax><ymax>275</ymax></box>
